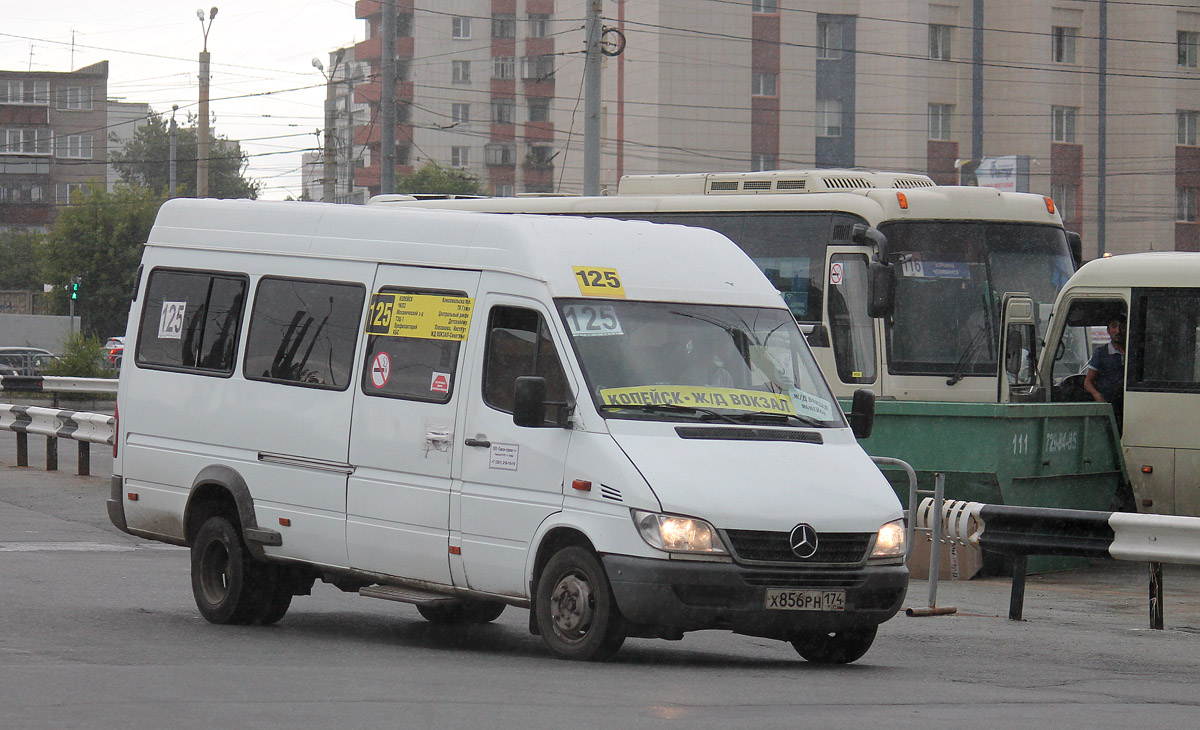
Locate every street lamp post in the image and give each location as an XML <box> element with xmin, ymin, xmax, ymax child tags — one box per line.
<box><xmin>197</xmin><ymin>6</ymin><xmax>218</xmax><ymax>199</ymax></box>
<box><xmin>313</xmin><ymin>56</ymin><xmax>340</xmax><ymax>203</ymax></box>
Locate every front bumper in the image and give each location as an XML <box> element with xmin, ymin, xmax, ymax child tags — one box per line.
<box><xmin>602</xmin><ymin>554</ymin><xmax>908</xmax><ymax>640</ymax></box>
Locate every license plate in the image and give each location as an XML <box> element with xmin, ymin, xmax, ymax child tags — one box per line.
<box><xmin>765</xmin><ymin>588</ymin><xmax>845</xmax><ymax>611</ymax></box>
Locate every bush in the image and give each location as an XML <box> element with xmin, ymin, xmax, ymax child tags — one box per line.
<box><xmin>44</xmin><ymin>332</ymin><xmax>106</xmax><ymax>378</ymax></box>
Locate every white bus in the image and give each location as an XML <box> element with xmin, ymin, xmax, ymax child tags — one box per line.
<box><xmin>373</xmin><ymin>169</ymin><xmax>1081</xmax><ymax>405</ymax></box>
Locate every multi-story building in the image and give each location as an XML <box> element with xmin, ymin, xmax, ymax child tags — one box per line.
<box><xmin>0</xmin><ymin>61</ymin><xmax>109</xmax><ymax>232</ymax></box>
<box><xmin>347</xmin><ymin>1</ymin><xmax>1200</xmax><ymax>256</ymax></box>
<box><xmin>106</xmin><ymin>101</ymin><xmax>151</xmax><ymax>192</ymax></box>
<box><xmin>314</xmin><ymin>47</ymin><xmax>372</xmax><ymax>204</ymax></box>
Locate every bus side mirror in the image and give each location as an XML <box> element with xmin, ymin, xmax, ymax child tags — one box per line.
<box><xmin>867</xmin><ymin>260</ymin><xmax>895</xmax><ymax>318</ymax></box>
<box><xmin>1067</xmin><ymin>231</ymin><xmax>1083</xmax><ymax>269</ymax></box>
<box><xmin>848</xmin><ymin>388</ymin><xmax>875</xmax><ymax>439</ymax></box>
<box><xmin>513</xmin><ymin>376</ymin><xmax>547</xmax><ymax>428</ymax></box>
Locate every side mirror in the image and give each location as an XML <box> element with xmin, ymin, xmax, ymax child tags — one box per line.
<box><xmin>1066</xmin><ymin>231</ymin><xmax>1083</xmax><ymax>270</ymax></box>
<box><xmin>513</xmin><ymin>376</ymin><xmax>547</xmax><ymax>428</ymax></box>
<box><xmin>867</xmin><ymin>260</ymin><xmax>895</xmax><ymax>318</ymax></box>
<box><xmin>848</xmin><ymin>388</ymin><xmax>875</xmax><ymax>439</ymax></box>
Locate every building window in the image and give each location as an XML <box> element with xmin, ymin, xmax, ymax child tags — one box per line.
<box><xmin>0</xmin><ymin>80</ymin><xmax>49</xmax><ymax>105</ymax></box>
<box><xmin>0</xmin><ymin>182</ymin><xmax>45</xmax><ymax>203</ymax></box>
<box><xmin>452</xmin><ymin>103</ymin><xmax>470</xmax><ymax>125</ymax></box>
<box><xmin>751</xmin><ymin>153</ymin><xmax>777</xmax><ymax>171</ymax></box>
<box><xmin>1051</xmin><ymin>183</ymin><xmax>1077</xmax><ymax>221</ymax></box>
<box><xmin>1052</xmin><ymin>26</ymin><xmax>1077</xmax><ymax>64</ymax></box>
<box><xmin>751</xmin><ymin>72</ymin><xmax>777</xmax><ymax>97</ymax></box>
<box><xmin>452</xmin><ymin>16</ymin><xmax>472</xmax><ymax>39</ymax></box>
<box><xmin>929</xmin><ymin>24</ymin><xmax>952</xmax><ymax>61</ymax></box>
<box><xmin>396</xmin><ymin>101</ymin><xmax>412</xmax><ymax>124</ymax></box>
<box><xmin>396</xmin><ymin>144</ymin><xmax>411</xmax><ymax>167</ymax></box>
<box><xmin>494</xmin><ymin>183</ymin><xmax>515</xmax><ymax>197</ymax></box>
<box><xmin>817</xmin><ymin>19</ymin><xmax>843</xmax><ymax>60</ymax></box>
<box><xmin>752</xmin><ymin>0</ymin><xmax>778</xmax><ymax>13</ymax></box>
<box><xmin>528</xmin><ymin>97</ymin><xmax>551</xmax><ymax>122</ymax></box>
<box><xmin>522</xmin><ymin>55</ymin><xmax>555</xmax><ymax>80</ymax></box>
<box><xmin>452</xmin><ymin>60</ymin><xmax>472</xmax><ymax>84</ymax></box>
<box><xmin>396</xmin><ymin>59</ymin><xmax>412</xmax><ymax>82</ymax></box>
<box><xmin>493</xmin><ymin>56</ymin><xmax>515</xmax><ymax>79</ymax></box>
<box><xmin>397</xmin><ymin>13</ymin><xmax>414</xmax><ymax>37</ymax></box>
<box><xmin>528</xmin><ymin>13</ymin><xmax>551</xmax><ymax>38</ymax></box>
<box><xmin>491</xmin><ymin>98</ymin><xmax>516</xmax><ymax>124</ymax></box>
<box><xmin>1179</xmin><ymin>110</ymin><xmax>1199</xmax><ymax>146</ymax></box>
<box><xmin>1052</xmin><ymin>106</ymin><xmax>1077</xmax><ymax>142</ymax></box>
<box><xmin>2</xmin><ymin>128</ymin><xmax>52</xmax><ymax>155</ymax></box>
<box><xmin>1178</xmin><ymin>187</ymin><xmax>1198</xmax><ymax>222</ymax></box>
<box><xmin>486</xmin><ymin>142</ymin><xmax>516</xmax><ymax>165</ymax></box>
<box><xmin>56</xmin><ymin>182</ymin><xmax>87</xmax><ymax>205</ymax></box>
<box><xmin>817</xmin><ymin>100</ymin><xmax>842</xmax><ymax>137</ymax></box>
<box><xmin>928</xmin><ymin>103</ymin><xmax>953</xmax><ymax>140</ymax></box>
<box><xmin>527</xmin><ymin>145</ymin><xmax>555</xmax><ymax>167</ymax></box>
<box><xmin>56</xmin><ymin>133</ymin><xmax>93</xmax><ymax>159</ymax></box>
<box><xmin>55</xmin><ymin>86</ymin><xmax>92</xmax><ymax>110</ymax></box>
<box><xmin>492</xmin><ymin>14</ymin><xmax>516</xmax><ymax>38</ymax></box>
<box><xmin>451</xmin><ymin>146</ymin><xmax>470</xmax><ymax>167</ymax></box>
<box><xmin>1179</xmin><ymin>31</ymin><xmax>1199</xmax><ymax>68</ymax></box>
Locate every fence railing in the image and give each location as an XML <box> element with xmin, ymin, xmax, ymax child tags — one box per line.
<box><xmin>0</xmin><ymin>404</ymin><xmax>115</xmax><ymax>476</ymax></box>
<box><xmin>0</xmin><ymin>375</ymin><xmax>118</xmax><ymax>395</ymax></box>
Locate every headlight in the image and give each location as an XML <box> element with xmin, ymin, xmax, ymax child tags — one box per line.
<box><xmin>631</xmin><ymin>510</ymin><xmax>727</xmax><ymax>554</ymax></box>
<box><xmin>870</xmin><ymin>519</ymin><xmax>906</xmax><ymax>559</ymax></box>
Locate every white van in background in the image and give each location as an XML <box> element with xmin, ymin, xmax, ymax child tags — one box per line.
<box><xmin>108</xmin><ymin>199</ymin><xmax>907</xmax><ymax>662</ymax></box>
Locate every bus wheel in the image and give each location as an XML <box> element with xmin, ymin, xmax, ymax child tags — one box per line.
<box><xmin>417</xmin><ymin>600</ymin><xmax>506</xmax><ymax>624</ymax></box>
<box><xmin>252</xmin><ymin>565</ymin><xmax>293</xmax><ymax>626</ymax></box>
<box><xmin>790</xmin><ymin>625</ymin><xmax>878</xmax><ymax>664</ymax></box>
<box><xmin>190</xmin><ymin>515</ymin><xmax>270</xmax><ymax>625</ymax></box>
<box><xmin>535</xmin><ymin>547</ymin><xmax>625</xmax><ymax>661</ymax></box>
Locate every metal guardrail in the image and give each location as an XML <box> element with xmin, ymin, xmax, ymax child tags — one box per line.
<box><xmin>0</xmin><ymin>404</ymin><xmax>115</xmax><ymax>476</ymax></box>
<box><xmin>921</xmin><ymin>498</ymin><xmax>1200</xmax><ymax>629</ymax></box>
<box><xmin>0</xmin><ymin>375</ymin><xmax>119</xmax><ymax>395</ymax></box>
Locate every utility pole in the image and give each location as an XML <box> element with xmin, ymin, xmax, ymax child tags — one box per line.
<box><xmin>314</xmin><ymin>56</ymin><xmax>338</xmax><ymax>202</ymax></box>
<box><xmin>1097</xmin><ymin>0</ymin><xmax>1108</xmax><ymax>256</ymax></box>
<box><xmin>381</xmin><ymin>0</ymin><xmax>396</xmax><ymax>195</ymax></box>
<box><xmin>971</xmin><ymin>0</ymin><xmax>984</xmax><ymax>162</ymax></box>
<box><xmin>583</xmin><ymin>0</ymin><xmax>602</xmax><ymax>196</ymax></box>
<box><xmin>169</xmin><ymin>105</ymin><xmax>178</xmax><ymax>198</ymax></box>
<box><xmin>197</xmin><ymin>7</ymin><xmax>218</xmax><ymax>199</ymax></box>
<box><xmin>344</xmin><ymin>56</ymin><xmax>356</xmax><ymax>203</ymax></box>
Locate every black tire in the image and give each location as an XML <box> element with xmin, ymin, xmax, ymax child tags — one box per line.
<box><xmin>252</xmin><ymin>565</ymin><xmax>294</xmax><ymax>626</ymax></box>
<box><xmin>416</xmin><ymin>599</ymin><xmax>506</xmax><ymax>624</ymax></box>
<box><xmin>534</xmin><ymin>547</ymin><xmax>626</xmax><ymax>661</ymax></box>
<box><xmin>790</xmin><ymin>625</ymin><xmax>878</xmax><ymax>665</ymax></box>
<box><xmin>190</xmin><ymin>515</ymin><xmax>272</xmax><ymax>625</ymax></box>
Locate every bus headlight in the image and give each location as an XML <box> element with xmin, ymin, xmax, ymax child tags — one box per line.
<box><xmin>632</xmin><ymin>510</ymin><xmax>728</xmax><ymax>554</ymax></box>
<box><xmin>870</xmin><ymin>519</ymin><xmax>906</xmax><ymax>559</ymax></box>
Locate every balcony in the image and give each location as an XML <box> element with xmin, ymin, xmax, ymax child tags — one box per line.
<box><xmin>354</xmin><ymin>35</ymin><xmax>414</xmax><ymax>64</ymax></box>
<box><xmin>356</xmin><ymin>0</ymin><xmax>413</xmax><ymax>19</ymax></box>
<box><xmin>355</xmin><ymin>80</ymin><xmax>414</xmax><ymax>106</ymax></box>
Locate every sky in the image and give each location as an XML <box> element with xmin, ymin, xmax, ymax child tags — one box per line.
<box><xmin>2</xmin><ymin>0</ymin><xmax>364</xmax><ymax>200</ymax></box>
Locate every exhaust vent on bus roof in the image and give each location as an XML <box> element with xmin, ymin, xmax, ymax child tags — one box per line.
<box><xmin>708</xmin><ymin>181</ymin><xmax>741</xmax><ymax>192</ymax></box>
<box><xmin>892</xmin><ymin>177</ymin><xmax>936</xmax><ymax>189</ymax></box>
<box><xmin>775</xmin><ymin>179</ymin><xmax>807</xmax><ymax>190</ymax></box>
<box><xmin>742</xmin><ymin>180</ymin><xmax>772</xmax><ymax>191</ymax></box>
<box><xmin>822</xmin><ymin>176</ymin><xmax>874</xmax><ymax>190</ymax></box>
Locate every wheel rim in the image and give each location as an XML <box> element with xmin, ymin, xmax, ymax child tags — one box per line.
<box><xmin>198</xmin><ymin>539</ymin><xmax>231</xmax><ymax>605</ymax></box>
<box><xmin>548</xmin><ymin>571</ymin><xmax>594</xmax><ymax>643</ymax></box>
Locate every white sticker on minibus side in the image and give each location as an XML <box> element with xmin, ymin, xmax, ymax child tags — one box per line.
<box><xmin>489</xmin><ymin>443</ymin><xmax>519</xmax><ymax>470</ymax></box>
<box><xmin>158</xmin><ymin>301</ymin><xmax>186</xmax><ymax>339</ymax></box>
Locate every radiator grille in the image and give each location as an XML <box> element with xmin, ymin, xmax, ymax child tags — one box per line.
<box><xmin>775</xmin><ymin>179</ymin><xmax>806</xmax><ymax>190</ymax></box>
<box><xmin>723</xmin><ymin>530</ymin><xmax>872</xmax><ymax>565</ymax></box>
<box><xmin>709</xmin><ymin>181</ymin><xmax>740</xmax><ymax>191</ymax></box>
<box><xmin>742</xmin><ymin>180</ymin><xmax>772</xmax><ymax>190</ymax></box>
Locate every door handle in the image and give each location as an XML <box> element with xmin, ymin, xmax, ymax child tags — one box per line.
<box><xmin>465</xmin><ymin>438</ymin><xmax>492</xmax><ymax>448</ymax></box>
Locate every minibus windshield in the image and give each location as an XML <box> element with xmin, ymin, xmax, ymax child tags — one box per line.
<box><xmin>557</xmin><ymin>300</ymin><xmax>844</xmax><ymax>427</ymax></box>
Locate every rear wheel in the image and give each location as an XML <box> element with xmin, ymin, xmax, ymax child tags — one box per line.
<box><xmin>535</xmin><ymin>547</ymin><xmax>625</xmax><ymax>661</ymax></box>
<box><xmin>790</xmin><ymin>625</ymin><xmax>878</xmax><ymax>664</ymax></box>
<box><xmin>251</xmin><ymin>565</ymin><xmax>294</xmax><ymax>626</ymax></box>
<box><xmin>190</xmin><ymin>515</ymin><xmax>272</xmax><ymax>625</ymax></box>
<box><xmin>416</xmin><ymin>600</ymin><xmax>506</xmax><ymax>625</ymax></box>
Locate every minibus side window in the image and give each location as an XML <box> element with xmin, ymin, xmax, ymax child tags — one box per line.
<box><xmin>243</xmin><ymin>277</ymin><xmax>365</xmax><ymax>390</ymax></box>
<box><xmin>360</xmin><ymin>287</ymin><xmax>466</xmax><ymax>403</ymax></box>
<box><xmin>136</xmin><ymin>268</ymin><xmax>247</xmax><ymax>375</ymax></box>
<box><xmin>482</xmin><ymin>305</ymin><xmax>568</xmax><ymax>421</ymax></box>
<box><xmin>1128</xmin><ymin>287</ymin><xmax>1200</xmax><ymax>393</ymax></box>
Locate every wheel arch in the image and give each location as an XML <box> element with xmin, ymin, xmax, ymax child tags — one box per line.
<box><xmin>185</xmin><ymin>465</ymin><xmax>272</xmax><ymax>559</ymax></box>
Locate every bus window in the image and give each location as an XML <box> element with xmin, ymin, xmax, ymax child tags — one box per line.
<box><xmin>1129</xmin><ymin>288</ymin><xmax>1200</xmax><ymax>393</ymax></box>
<box><xmin>828</xmin><ymin>254</ymin><xmax>876</xmax><ymax>383</ymax></box>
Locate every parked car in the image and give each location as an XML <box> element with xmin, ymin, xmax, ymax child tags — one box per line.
<box><xmin>0</xmin><ymin>347</ymin><xmax>58</xmax><ymax>377</ymax></box>
<box><xmin>103</xmin><ymin>337</ymin><xmax>125</xmax><ymax>368</ymax></box>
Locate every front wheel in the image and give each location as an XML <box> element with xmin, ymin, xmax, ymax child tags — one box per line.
<box><xmin>790</xmin><ymin>625</ymin><xmax>878</xmax><ymax>664</ymax></box>
<box><xmin>190</xmin><ymin>515</ymin><xmax>272</xmax><ymax>625</ymax></box>
<box><xmin>534</xmin><ymin>547</ymin><xmax>625</xmax><ymax>661</ymax></box>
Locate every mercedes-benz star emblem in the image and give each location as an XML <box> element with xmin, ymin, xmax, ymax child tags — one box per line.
<box><xmin>789</xmin><ymin>524</ymin><xmax>819</xmax><ymax>559</ymax></box>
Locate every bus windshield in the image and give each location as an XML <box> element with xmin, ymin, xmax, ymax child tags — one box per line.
<box><xmin>879</xmin><ymin>222</ymin><xmax>1074</xmax><ymax>377</ymax></box>
<box><xmin>557</xmin><ymin>299</ymin><xmax>844</xmax><ymax>427</ymax></box>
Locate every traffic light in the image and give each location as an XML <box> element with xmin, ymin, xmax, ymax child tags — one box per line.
<box><xmin>70</xmin><ymin>279</ymin><xmax>80</xmax><ymax>301</ymax></box>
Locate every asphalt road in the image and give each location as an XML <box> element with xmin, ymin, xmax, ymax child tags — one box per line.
<box><xmin>2</xmin><ymin>428</ymin><xmax>1200</xmax><ymax>730</ymax></box>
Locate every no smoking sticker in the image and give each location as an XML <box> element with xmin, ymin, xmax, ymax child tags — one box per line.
<box><xmin>830</xmin><ymin>262</ymin><xmax>843</xmax><ymax>286</ymax></box>
<box><xmin>370</xmin><ymin>352</ymin><xmax>391</xmax><ymax>388</ymax></box>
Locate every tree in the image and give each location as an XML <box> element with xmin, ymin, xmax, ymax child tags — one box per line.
<box><xmin>40</xmin><ymin>184</ymin><xmax>165</xmax><ymax>338</ymax></box>
<box><xmin>0</xmin><ymin>229</ymin><xmax>43</xmax><ymax>291</ymax></box>
<box><xmin>110</xmin><ymin>113</ymin><xmax>260</xmax><ymax>199</ymax></box>
<box><xmin>395</xmin><ymin>162</ymin><xmax>483</xmax><ymax>196</ymax></box>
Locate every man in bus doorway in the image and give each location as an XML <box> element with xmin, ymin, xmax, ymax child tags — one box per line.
<box><xmin>1083</xmin><ymin>317</ymin><xmax>1126</xmax><ymax>433</ymax></box>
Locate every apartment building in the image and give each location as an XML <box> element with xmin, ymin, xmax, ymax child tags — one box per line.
<box><xmin>0</xmin><ymin>61</ymin><xmax>109</xmax><ymax>232</ymax></box>
<box><xmin>347</xmin><ymin>1</ymin><xmax>1200</xmax><ymax>256</ymax></box>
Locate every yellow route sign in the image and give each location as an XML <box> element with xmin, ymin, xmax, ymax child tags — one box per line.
<box><xmin>366</xmin><ymin>292</ymin><xmax>474</xmax><ymax>341</ymax></box>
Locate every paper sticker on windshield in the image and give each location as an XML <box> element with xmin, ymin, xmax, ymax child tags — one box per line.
<box><xmin>900</xmin><ymin>260</ymin><xmax>970</xmax><ymax>279</ymax></box>
<box><xmin>599</xmin><ymin>386</ymin><xmax>797</xmax><ymax>416</ymax></box>
<box><xmin>789</xmin><ymin>388</ymin><xmax>835</xmax><ymax>421</ymax></box>
<box><xmin>563</xmin><ymin>303</ymin><xmax>623</xmax><ymax>337</ymax></box>
<box><xmin>573</xmin><ymin>267</ymin><xmax>626</xmax><ymax>298</ymax></box>
<box><xmin>158</xmin><ymin>301</ymin><xmax>186</xmax><ymax>340</ymax></box>
<box><xmin>366</xmin><ymin>293</ymin><xmax>473</xmax><ymax>341</ymax></box>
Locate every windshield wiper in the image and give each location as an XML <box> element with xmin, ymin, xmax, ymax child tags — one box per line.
<box><xmin>726</xmin><ymin>411</ymin><xmax>828</xmax><ymax>428</ymax></box>
<box><xmin>598</xmin><ymin>403</ymin><xmax>741</xmax><ymax>424</ymax></box>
